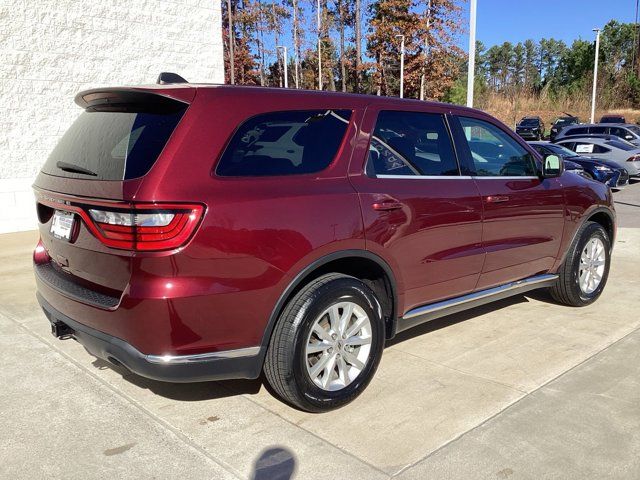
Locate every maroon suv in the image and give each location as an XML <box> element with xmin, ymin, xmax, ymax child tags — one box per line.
<box><xmin>33</xmin><ymin>80</ymin><xmax>615</xmax><ymax>412</ymax></box>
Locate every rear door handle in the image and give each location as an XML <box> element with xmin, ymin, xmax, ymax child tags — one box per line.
<box><xmin>485</xmin><ymin>195</ymin><xmax>509</xmax><ymax>204</ymax></box>
<box><xmin>373</xmin><ymin>201</ymin><xmax>404</xmax><ymax>211</ymax></box>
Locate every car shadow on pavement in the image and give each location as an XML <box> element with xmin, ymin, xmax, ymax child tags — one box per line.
<box><xmin>90</xmin><ymin>292</ymin><xmax>558</xmax><ymax>403</ymax></box>
<box><xmin>387</xmin><ymin>294</ymin><xmax>536</xmax><ymax>347</ymax></box>
<box><xmin>91</xmin><ymin>358</ymin><xmax>264</xmax><ymax>401</ymax></box>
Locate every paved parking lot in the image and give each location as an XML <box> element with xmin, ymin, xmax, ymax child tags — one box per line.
<box><xmin>2</xmin><ymin>183</ymin><xmax>639</xmax><ymax>479</ymax></box>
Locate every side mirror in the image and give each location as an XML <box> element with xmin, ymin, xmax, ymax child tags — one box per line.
<box><xmin>541</xmin><ymin>154</ymin><xmax>563</xmax><ymax>178</ymax></box>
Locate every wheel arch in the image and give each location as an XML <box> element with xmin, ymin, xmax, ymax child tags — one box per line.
<box><xmin>553</xmin><ymin>206</ymin><xmax>616</xmax><ymax>272</ymax></box>
<box><xmin>259</xmin><ymin>250</ymin><xmax>400</xmax><ymax>358</ymax></box>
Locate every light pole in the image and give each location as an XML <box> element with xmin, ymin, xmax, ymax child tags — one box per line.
<box><xmin>317</xmin><ymin>0</ymin><xmax>322</xmax><ymax>90</ymax></box>
<box><xmin>277</xmin><ymin>46</ymin><xmax>288</xmax><ymax>88</ymax></box>
<box><xmin>590</xmin><ymin>28</ymin><xmax>601</xmax><ymax>124</ymax></box>
<box><xmin>466</xmin><ymin>0</ymin><xmax>477</xmax><ymax>107</ymax></box>
<box><xmin>396</xmin><ymin>35</ymin><xmax>405</xmax><ymax>98</ymax></box>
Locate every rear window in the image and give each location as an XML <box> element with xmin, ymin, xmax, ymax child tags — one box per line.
<box><xmin>42</xmin><ymin>107</ymin><xmax>186</xmax><ymax>181</ymax></box>
<box><xmin>216</xmin><ymin>110</ymin><xmax>352</xmax><ymax>177</ymax></box>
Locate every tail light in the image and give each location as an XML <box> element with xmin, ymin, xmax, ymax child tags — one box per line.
<box><xmin>84</xmin><ymin>204</ymin><xmax>204</xmax><ymax>251</ymax></box>
<box><xmin>627</xmin><ymin>155</ymin><xmax>640</xmax><ymax>162</ymax></box>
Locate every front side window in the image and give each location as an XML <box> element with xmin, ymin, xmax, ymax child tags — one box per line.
<box><xmin>457</xmin><ymin>116</ymin><xmax>536</xmax><ymax>177</ymax></box>
<box><xmin>216</xmin><ymin>110</ymin><xmax>351</xmax><ymax>176</ymax></box>
<box><xmin>366</xmin><ymin>111</ymin><xmax>459</xmax><ymax>177</ymax></box>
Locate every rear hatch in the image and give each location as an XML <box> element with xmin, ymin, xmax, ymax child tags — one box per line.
<box><xmin>34</xmin><ymin>87</ymin><xmax>199</xmax><ymax>306</ymax></box>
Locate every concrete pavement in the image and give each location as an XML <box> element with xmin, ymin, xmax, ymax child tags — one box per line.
<box><xmin>1</xmin><ymin>184</ymin><xmax>639</xmax><ymax>479</ymax></box>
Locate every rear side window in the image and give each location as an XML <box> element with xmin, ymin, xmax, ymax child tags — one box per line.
<box><xmin>589</xmin><ymin>126</ymin><xmax>607</xmax><ymax>134</ymax></box>
<box><xmin>566</xmin><ymin>127</ymin><xmax>588</xmax><ymax>136</ymax></box>
<box><xmin>366</xmin><ymin>111</ymin><xmax>459</xmax><ymax>176</ymax></box>
<box><xmin>575</xmin><ymin>143</ymin><xmax>610</xmax><ymax>154</ymax></box>
<box><xmin>216</xmin><ymin>110</ymin><xmax>352</xmax><ymax>177</ymax></box>
<box><xmin>42</xmin><ymin>107</ymin><xmax>186</xmax><ymax>181</ymax></box>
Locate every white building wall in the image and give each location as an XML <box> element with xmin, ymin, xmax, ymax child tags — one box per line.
<box><xmin>0</xmin><ymin>0</ymin><xmax>224</xmax><ymax>234</ymax></box>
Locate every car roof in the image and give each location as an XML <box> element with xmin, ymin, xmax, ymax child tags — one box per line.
<box><xmin>75</xmin><ymin>83</ymin><xmax>482</xmax><ymax>115</ymax></box>
<box><xmin>557</xmin><ymin>135</ymin><xmax>637</xmax><ymax>148</ymax></box>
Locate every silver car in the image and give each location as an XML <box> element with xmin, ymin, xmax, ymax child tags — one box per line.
<box><xmin>555</xmin><ymin>136</ymin><xmax>640</xmax><ymax>176</ymax></box>
<box><xmin>555</xmin><ymin>123</ymin><xmax>640</xmax><ymax>146</ymax></box>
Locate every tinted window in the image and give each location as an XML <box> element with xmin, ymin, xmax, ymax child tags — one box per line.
<box><xmin>566</xmin><ymin>127</ymin><xmax>588</xmax><ymax>136</ymax></box>
<box><xmin>558</xmin><ymin>142</ymin><xmax>576</xmax><ymax>151</ymax></box>
<box><xmin>519</xmin><ymin>119</ymin><xmax>539</xmax><ymax>126</ymax></box>
<box><xmin>531</xmin><ymin>145</ymin><xmax>550</xmax><ymax>156</ymax></box>
<box><xmin>589</xmin><ymin>126</ymin><xmax>607</xmax><ymax>134</ymax></box>
<box><xmin>217</xmin><ymin>110</ymin><xmax>351</xmax><ymax>176</ymax></box>
<box><xmin>458</xmin><ymin>117</ymin><xmax>536</xmax><ymax>176</ymax></box>
<box><xmin>366</xmin><ymin>111</ymin><xmax>459</xmax><ymax>177</ymax></box>
<box><xmin>546</xmin><ymin>143</ymin><xmax>579</xmax><ymax>157</ymax></box>
<box><xmin>42</xmin><ymin>108</ymin><xmax>186</xmax><ymax>180</ymax></box>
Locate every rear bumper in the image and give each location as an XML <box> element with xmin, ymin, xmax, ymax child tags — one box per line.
<box><xmin>37</xmin><ymin>293</ymin><xmax>263</xmax><ymax>383</ymax></box>
<box><xmin>516</xmin><ymin>131</ymin><xmax>539</xmax><ymax>139</ymax></box>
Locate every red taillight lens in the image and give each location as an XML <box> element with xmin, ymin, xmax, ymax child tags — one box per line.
<box><xmin>85</xmin><ymin>204</ymin><xmax>204</xmax><ymax>251</ymax></box>
<box><xmin>627</xmin><ymin>155</ymin><xmax>640</xmax><ymax>162</ymax></box>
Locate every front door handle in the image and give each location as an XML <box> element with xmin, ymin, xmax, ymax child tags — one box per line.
<box><xmin>485</xmin><ymin>195</ymin><xmax>509</xmax><ymax>204</ymax></box>
<box><xmin>373</xmin><ymin>201</ymin><xmax>404</xmax><ymax>211</ymax></box>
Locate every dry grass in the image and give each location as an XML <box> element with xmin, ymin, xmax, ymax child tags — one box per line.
<box><xmin>477</xmin><ymin>92</ymin><xmax>640</xmax><ymax>129</ymax></box>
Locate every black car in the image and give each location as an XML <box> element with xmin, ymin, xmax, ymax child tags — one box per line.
<box><xmin>529</xmin><ymin>141</ymin><xmax>629</xmax><ymax>188</ymax></box>
<box><xmin>516</xmin><ymin>116</ymin><xmax>545</xmax><ymax>140</ymax></box>
<box><xmin>600</xmin><ymin>114</ymin><xmax>626</xmax><ymax>124</ymax></box>
<box><xmin>549</xmin><ymin>115</ymin><xmax>580</xmax><ymax>141</ymax></box>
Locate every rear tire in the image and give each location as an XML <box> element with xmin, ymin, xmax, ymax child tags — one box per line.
<box><xmin>264</xmin><ymin>273</ymin><xmax>385</xmax><ymax>412</ymax></box>
<box><xmin>550</xmin><ymin>221</ymin><xmax>610</xmax><ymax>306</ymax></box>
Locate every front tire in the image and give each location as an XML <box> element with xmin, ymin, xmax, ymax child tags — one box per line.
<box><xmin>264</xmin><ymin>273</ymin><xmax>385</xmax><ymax>412</ymax></box>
<box><xmin>550</xmin><ymin>221</ymin><xmax>611</xmax><ymax>306</ymax></box>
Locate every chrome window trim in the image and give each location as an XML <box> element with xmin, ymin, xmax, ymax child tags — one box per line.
<box><xmin>372</xmin><ymin>175</ymin><xmax>541</xmax><ymax>180</ymax></box>
<box><xmin>472</xmin><ymin>176</ymin><xmax>541</xmax><ymax>180</ymax></box>
<box><xmin>146</xmin><ymin>346</ymin><xmax>261</xmax><ymax>364</ymax></box>
<box><xmin>374</xmin><ymin>174</ymin><xmax>472</xmax><ymax>179</ymax></box>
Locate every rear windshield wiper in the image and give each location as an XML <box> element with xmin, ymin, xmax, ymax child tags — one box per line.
<box><xmin>56</xmin><ymin>161</ymin><xmax>97</xmax><ymax>176</ymax></box>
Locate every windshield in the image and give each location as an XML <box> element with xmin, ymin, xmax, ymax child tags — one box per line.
<box><xmin>627</xmin><ymin>125</ymin><xmax>640</xmax><ymax>136</ymax></box>
<box><xmin>41</xmin><ymin>107</ymin><xmax>186</xmax><ymax>180</ymax></box>
<box><xmin>519</xmin><ymin>119</ymin><xmax>538</xmax><ymax>126</ymax></box>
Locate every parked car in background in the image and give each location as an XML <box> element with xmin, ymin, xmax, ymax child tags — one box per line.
<box><xmin>554</xmin><ymin>123</ymin><xmax>640</xmax><ymax>146</ymax></box>
<box><xmin>555</xmin><ymin>135</ymin><xmax>640</xmax><ymax>177</ymax></box>
<box><xmin>550</xmin><ymin>115</ymin><xmax>580</xmax><ymax>141</ymax></box>
<box><xmin>515</xmin><ymin>116</ymin><xmax>545</xmax><ymax>140</ymax></box>
<box><xmin>529</xmin><ymin>141</ymin><xmax>629</xmax><ymax>188</ymax></box>
<box><xmin>563</xmin><ymin>159</ymin><xmax>588</xmax><ymax>177</ymax></box>
<box><xmin>33</xmin><ymin>79</ymin><xmax>616</xmax><ymax>412</ymax></box>
<box><xmin>600</xmin><ymin>114</ymin><xmax>626</xmax><ymax>124</ymax></box>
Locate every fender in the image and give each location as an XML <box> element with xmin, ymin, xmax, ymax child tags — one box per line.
<box><xmin>551</xmin><ymin>205</ymin><xmax>616</xmax><ymax>272</ymax></box>
<box><xmin>257</xmin><ymin>249</ymin><xmax>400</xmax><ymax>360</ymax></box>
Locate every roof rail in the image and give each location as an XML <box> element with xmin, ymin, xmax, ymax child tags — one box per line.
<box><xmin>157</xmin><ymin>72</ymin><xmax>188</xmax><ymax>85</ymax></box>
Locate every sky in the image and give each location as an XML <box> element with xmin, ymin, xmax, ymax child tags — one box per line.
<box><xmin>462</xmin><ymin>0</ymin><xmax>638</xmax><ymax>49</ymax></box>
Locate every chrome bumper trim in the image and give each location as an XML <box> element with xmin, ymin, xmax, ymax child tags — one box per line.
<box><xmin>146</xmin><ymin>346</ymin><xmax>262</xmax><ymax>364</ymax></box>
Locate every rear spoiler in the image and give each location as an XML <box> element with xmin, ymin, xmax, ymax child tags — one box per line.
<box><xmin>74</xmin><ymin>87</ymin><xmax>194</xmax><ymax>112</ymax></box>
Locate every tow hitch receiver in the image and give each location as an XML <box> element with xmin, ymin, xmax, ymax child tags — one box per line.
<box><xmin>51</xmin><ymin>321</ymin><xmax>74</xmax><ymax>339</ymax></box>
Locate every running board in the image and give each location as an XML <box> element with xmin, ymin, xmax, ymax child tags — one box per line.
<box><xmin>397</xmin><ymin>274</ymin><xmax>559</xmax><ymax>334</ymax></box>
